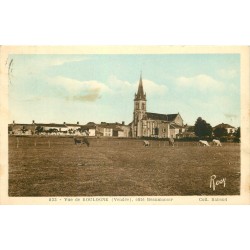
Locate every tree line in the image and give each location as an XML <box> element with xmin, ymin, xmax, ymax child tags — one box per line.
<box><xmin>194</xmin><ymin>117</ymin><xmax>240</xmax><ymax>142</ymax></box>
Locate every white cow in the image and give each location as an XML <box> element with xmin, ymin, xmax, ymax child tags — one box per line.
<box><xmin>143</xmin><ymin>140</ymin><xmax>150</xmax><ymax>147</ymax></box>
<box><xmin>199</xmin><ymin>140</ymin><xmax>210</xmax><ymax>147</ymax></box>
<box><xmin>212</xmin><ymin>139</ymin><xmax>222</xmax><ymax>147</ymax></box>
<box><xmin>169</xmin><ymin>137</ymin><xmax>175</xmax><ymax>147</ymax></box>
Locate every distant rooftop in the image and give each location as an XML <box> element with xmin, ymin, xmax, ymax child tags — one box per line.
<box><xmin>214</xmin><ymin>123</ymin><xmax>235</xmax><ymax>129</ymax></box>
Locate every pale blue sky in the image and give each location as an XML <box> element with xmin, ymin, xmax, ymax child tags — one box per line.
<box><xmin>9</xmin><ymin>54</ymin><xmax>240</xmax><ymax>127</ymax></box>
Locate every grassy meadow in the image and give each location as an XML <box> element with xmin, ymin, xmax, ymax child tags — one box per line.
<box><xmin>8</xmin><ymin>136</ymin><xmax>240</xmax><ymax>196</ymax></box>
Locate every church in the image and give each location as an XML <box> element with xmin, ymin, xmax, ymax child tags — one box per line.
<box><xmin>131</xmin><ymin>75</ymin><xmax>185</xmax><ymax>138</ymax></box>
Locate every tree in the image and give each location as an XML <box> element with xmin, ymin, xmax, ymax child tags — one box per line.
<box><xmin>187</xmin><ymin>126</ymin><xmax>194</xmax><ymax>132</ymax></box>
<box><xmin>234</xmin><ymin>127</ymin><xmax>240</xmax><ymax>138</ymax></box>
<box><xmin>194</xmin><ymin>117</ymin><xmax>213</xmax><ymax>138</ymax></box>
<box><xmin>35</xmin><ymin>126</ymin><xmax>44</xmax><ymax>134</ymax></box>
<box><xmin>213</xmin><ymin>127</ymin><xmax>228</xmax><ymax>138</ymax></box>
<box><xmin>21</xmin><ymin>127</ymin><xmax>28</xmax><ymax>134</ymax></box>
<box><xmin>48</xmin><ymin>128</ymin><xmax>58</xmax><ymax>134</ymax></box>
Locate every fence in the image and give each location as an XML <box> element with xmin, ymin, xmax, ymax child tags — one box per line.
<box><xmin>11</xmin><ymin>136</ymin><xmax>240</xmax><ymax>149</ymax></box>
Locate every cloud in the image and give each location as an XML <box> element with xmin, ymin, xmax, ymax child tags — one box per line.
<box><xmin>175</xmin><ymin>74</ymin><xmax>224</xmax><ymax>91</ymax></box>
<box><xmin>143</xmin><ymin>79</ymin><xmax>168</xmax><ymax>94</ymax></box>
<box><xmin>107</xmin><ymin>75</ymin><xmax>133</xmax><ymax>91</ymax></box>
<box><xmin>66</xmin><ymin>92</ymin><xmax>101</xmax><ymax>102</ymax></box>
<box><xmin>107</xmin><ymin>75</ymin><xmax>168</xmax><ymax>95</ymax></box>
<box><xmin>49</xmin><ymin>76</ymin><xmax>110</xmax><ymax>94</ymax></box>
<box><xmin>47</xmin><ymin>76</ymin><xmax>111</xmax><ymax>102</ymax></box>
<box><xmin>218</xmin><ymin>69</ymin><xmax>238</xmax><ymax>79</ymax></box>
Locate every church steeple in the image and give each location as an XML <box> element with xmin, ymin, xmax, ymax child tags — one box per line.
<box><xmin>134</xmin><ymin>73</ymin><xmax>146</xmax><ymax>101</ymax></box>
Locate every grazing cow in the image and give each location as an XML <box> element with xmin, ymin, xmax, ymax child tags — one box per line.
<box><xmin>212</xmin><ymin>139</ymin><xmax>222</xmax><ymax>147</ymax></box>
<box><xmin>169</xmin><ymin>137</ymin><xmax>175</xmax><ymax>147</ymax></box>
<box><xmin>74</xmin><ymin>137</ymin><xmax>90</xmax><ymax>147</ymax></box>
<box><xmin>199</xmin><ymin>140</ymin><xmax>210</xmax><ymax>147</ymax></box>
<box><xmin>143</xmin><ymin>140</ymin><xmax>150</xmax><ymax>147</ymax></box>
<box><xmin>82</xmin><ymin>137</ymin><xmax>90</xmax><ymax>147</ymax></box>
<box><xmin>74</xmin><ymin>137</ymin><xmax>82</xmax><ymax>145</ymax></box>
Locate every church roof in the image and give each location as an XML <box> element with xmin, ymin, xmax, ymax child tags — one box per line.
<box><xmin>145</xmin><ymin>112</ymin><xmax>178</xmax><ymax>121</ymax></box>
<box><xmin>134</xmin><ymin>74</ymin><xmax>146</xmax><ymax>101</ymax></box>
<box><xmin>166</xmin><ymin>114</ymin><xmax>179</xmax><ymax>121</ymax></box>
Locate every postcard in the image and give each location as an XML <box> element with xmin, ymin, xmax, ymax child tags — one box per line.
<box><xmin>0</xmin><ymin>46</ymin><xmax>249</xmax><ymax>204</ymax></box>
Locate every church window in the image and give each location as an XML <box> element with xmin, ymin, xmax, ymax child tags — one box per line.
<box><xmin>142</xmin><ymin>103</ymin><xmax>145</xmax><ymax>110</ymax></box>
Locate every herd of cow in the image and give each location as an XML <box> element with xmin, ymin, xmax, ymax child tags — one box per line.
<box><xmin>143</xmin><ymin>139</ymin><xmax>222</xmax><ymax>147</ymax></box>
<box><xmin>74</xmin><ymin>137</ymin><xmax>222</xmax><ymax>148</ymax></box>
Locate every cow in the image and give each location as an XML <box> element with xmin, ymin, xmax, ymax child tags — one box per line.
<box><xmin>212</xmin><ymin>139</ymin><xmax>222</xmax><ymax>147</ymax></box>
<box><xmin>82</xmin><ymin>137</ymin><xmax>90</xmax><ymax>147</ymax></box>
<box><xmin>143</xmin><ymin>140</ymin><xmax>150</xmax><ymax>147</ymax></box>
<box><xmin>169</xmin><ymin>137</ymin><xmax>174</xmax><ymax>147</ymax></box>
<box><xmin>199</xmin><ymin>140</ymin><xmax>210</xmax><ymax>147</ymax></box>
<box><xmin>74</xmin><ymin>137</ymin><xmax>90</xmax><ymax>147</ymax></box>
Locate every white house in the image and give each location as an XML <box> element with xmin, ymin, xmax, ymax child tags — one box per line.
<box><xmin>214</xmin><ymin>123</ymin><xmax>236</xmax><ymax>134</ymax></box>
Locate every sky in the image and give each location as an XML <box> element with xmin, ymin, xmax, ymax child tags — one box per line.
<box><xmin>8</xmin><ymin>54</ymin><xmax>240</xmax><ymax>127</ymax></box>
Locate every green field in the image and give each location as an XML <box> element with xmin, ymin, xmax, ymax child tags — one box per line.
<box><xmin>8</xmin><ymin>136</ymin><xmax>240</xmax><ymax>196</ymax></box>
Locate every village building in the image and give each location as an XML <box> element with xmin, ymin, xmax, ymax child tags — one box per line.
<box><xmin>178</xmin><ymin>125</ymin><xmax>196</xmax><ymax>138</ymax></box>
<box><xmin>9</xmin><ymin>121</ymin><xmax>83</xmax><ymax>135</ymax></box>
<box><xmin>96</xmin><ymin>122</ymin><xmax>130</xmax><ymax>137</ymax></box>
<box><xmin>80</xmin><ymin>122</ymin><xmax>97</xmax><ymax>136</ymax></box>
<box><xmin>131</xmin><ymin>75</ymin><xmax>185</xmax><ymax>138</ymax></box>
<box><xmin>213</xmin><ymin>123</ymin><xmax>236</xmax><ymax>134</ymax></box>
<box><xmin>39</xmin><ymin>123</ymin><xmax>68</xmax><ymax>133</ymax></box>
<box><xmin>64</xmin><ymin>122</ymin><xmax>81</xmax><ymax>133</ymax></box>
<box><xmin>9</xmin><ymin>121</ymin><xmax>36</xmax><ymax>135</ymax></box>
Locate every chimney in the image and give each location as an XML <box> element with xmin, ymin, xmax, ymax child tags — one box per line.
<box><xmin>122</xmin><ymin>121</ymin><xmax>125</xmax><ymax>125</ymax></box>
<box><xmin>77</xmin><ymin>121</ymin><xmax>79</xmax><ymax>125</ymax></box>
<box><xmin>13</xmin><ymin>120</ymin><xmax>15</xmax><ymax>124</ymax></box>
<box><xmin>32</xmin><ymin>120</ymin><xmax>35</xmax><ymax>124</ymax></box>
<box><xmin>63</xmin><ymin>122</ymin><xmax>66</xmax><ymax>125</ymax></box>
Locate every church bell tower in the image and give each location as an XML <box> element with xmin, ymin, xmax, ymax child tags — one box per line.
<box><xmin>133</xmin><ymin>73</ymin><xmax>146</xmax><ymax>136</ymax></box>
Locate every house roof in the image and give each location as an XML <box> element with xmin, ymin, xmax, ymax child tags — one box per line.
<box><xmin>36</xmin><ymin>123</ymin><xmax>67</xmax><ymax>128</ymax></box>
<box><xmin>66</xmin><ymin>124</ymin><xmax>81</xmax><ymax>127</ymax></box>
<box><xmin>214</xmin><ymin>123</ymin><xmax>235</xmax><ymax>129</ymax></box>
<box><xmin>98</xmin><ymin>124</ymin><xmax>115</xmax><ymax>129</ymax></box>
<box><xmin>170</xmin><ymin>124</ymin><xmax>184</xmax><ymax>129</ymax></box>
<box><xmin>10</xmin><ymin>123</ymin><xmax>36</xmax><ymax>127</ymax></box>
<box><xmin>81</xmin><ymin>125</ymin><xmax>96</xmax><ymax>129</ymax></box>
<box><xmin>145</xmin><ymin>112</ymin><xmax>178</xmax><ymax>121</ymax></box>
<box><xmin>97</xmin><ymin>124</ymin><xmax>124</xmax><ymax>131</ymax></box>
